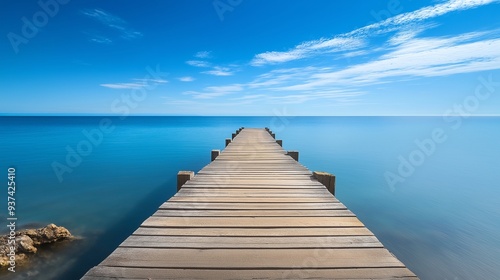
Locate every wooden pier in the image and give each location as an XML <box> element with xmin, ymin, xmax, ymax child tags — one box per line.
<box><xmin>82</xmin><ymin>128</ymin><xmax>417</xmax><ymax>279</ymax></box>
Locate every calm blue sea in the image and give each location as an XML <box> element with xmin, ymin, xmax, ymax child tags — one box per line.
<box><xmin>0</xmin><ymin>116</ymin><xmax>499</xmax><ymax>279</ymax></box>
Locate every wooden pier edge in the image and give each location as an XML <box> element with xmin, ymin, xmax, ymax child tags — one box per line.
<box><xmin>82</xmin><ymin>128</ymin><xmax>418</xmax><ymax>280</ymax></box>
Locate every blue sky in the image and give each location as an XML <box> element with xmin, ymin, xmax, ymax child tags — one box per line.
<box><xmin>1</xmin><ymin>0</ymin><xmax>500</xmax><ymax>116</ymax></box>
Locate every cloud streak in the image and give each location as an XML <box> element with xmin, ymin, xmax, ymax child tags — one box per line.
<box><xmin>101</xmin><ymin>78</ymin><xmax>167</xmax><ymax>89</ymax></box>
<box><xmin>202</xmin><ymin>66</ymin><xmax>234</xmax><ymax>76</ymax></box>
<box><xmin>82</xmin><ymin>9</ymin><xmax>143</xmax><ymax>43</ymax></box>
<box><xmin>184</xmin><ymin>84</ymin><xmax>243</xmax><ymax>99</ymax></box>
<box><xmin>248</xmin><ymin>31</ymin><xmax>500</xmax><ymax>93</ymax></box>
<box><xmin>186</xmin><ymin>60</ymin><xmax>211</xmax><ymax>67</ymax></box>
<box><xmin>178</xmin><ymin>76</ymin><xmax>195</xmax><ymax>82</ymax></box>
<box><xmin>251</xmin><ymin>37</ymin><xmax>364</xmax><ymax>66</ymax></box>
<box><xmin>195</xmin><ymin>51</ymin><xmax>212</xmax><ymax>59</ymax></box>
<box><xmin>251</xmin><ymin>0</ymin><xmax>498</xmax><ymax>66</ymax></box>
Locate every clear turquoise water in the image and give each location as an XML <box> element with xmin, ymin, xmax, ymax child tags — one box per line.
<box><xmin>0</xmin><ymin>116</ymin><xmax>499</xmax><ymax>279</ymax></box>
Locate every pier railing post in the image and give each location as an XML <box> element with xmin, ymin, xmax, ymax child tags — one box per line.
<box><xmin>276</xmin><ymin>140</ymin><xmax>283</xmax><ymax>147</ymax></box>
<box><xmin>177</xmin><ymin>171</ymin><xmax>194</xmax><ymax>192</ymax></box>
<box><xmin>313</xmin><ymin>171</ymin><xmax>336</xmax><ymax>195</ymax></box>
<box><xmin>232</xmin><ymin>133</ymin><xmax>237</xmax><ymax>140</ymax></box>
<box><xmin>211</xmin><ymin>149</ymin><xmax>220</xmax><ymax>161</ymax></box>
<box><xmin>287</xmin><ymin>151</ymin><xmax>299</xmax><ymax>161</ymax></box>
<box><xmin>225</xmin><ymin>138</ymin><xmax>231</xmax><ymax>147</ymax></box>
<box><xmin>271</xmin><ymin>133</ymin><xmax>275</xmax><ymax>139</ymax></box>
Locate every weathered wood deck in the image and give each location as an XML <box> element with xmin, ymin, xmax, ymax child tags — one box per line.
<box><xmin>82</xmin><ymin>128</ymin><xmax>418</xmax><ymax>279</ymax></box>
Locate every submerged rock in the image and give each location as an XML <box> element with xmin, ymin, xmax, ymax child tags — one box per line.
<box><xmin>16</xmin><ymin>235</ymin><xmax>37</xmax><ymax>254</ymax></box>
<box><xmin>0</xmin><ymin>224</ymin><xmax>73</xmax><ymax>268</ymax></box>
<box><xmin>19</xmin><ymin>224</ymin><xmax>72</xmax><ymax>246</ymax></box>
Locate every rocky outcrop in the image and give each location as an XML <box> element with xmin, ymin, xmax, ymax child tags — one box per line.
<box><xmin>0</xmin><ymin>224</ymin><xmax>73</xmax><ymax>268</ymax></box>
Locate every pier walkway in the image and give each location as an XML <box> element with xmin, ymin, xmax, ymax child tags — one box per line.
<box><xmin>82</xmin><ymin>128</ymin><xmax>417</xmax><ymax>279</ymax></box>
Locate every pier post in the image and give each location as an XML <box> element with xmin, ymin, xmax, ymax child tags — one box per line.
<box><xmin>287</xmin><ymin>151</ymin><xmax>299</xmax><ymax>161</ymax></box>
<box><xmin>313</xmin><ymin>171</ymin><xmax>336</xmax><ymax>195</ymax></box>
<box><xmin>211</xmin><ymin>150</ymin><xmax>220</xmax><ymax>161</ymax></box>
<box><xmin>271</xmin><ymin>133</ymin><xmax>275</xmax><ymax>139</ymax></box>
<box><xmin>177</xmin><ymin>171</ymin><xmax>194</xmax><ymax>192</ymax></box>
<box><xmin>276</xmin><ymin>140</ymin><xmax>283</xmax><ymax>147</ymax></box>
<box><xmin>225</xmin><ymin>138</ymin><xmax>231</xmax><ymax>147</ymax></box>
<box><xmin>232</xmin><ymin>133</ymin><xmax>237</xmax><ymax>140</ymax></box>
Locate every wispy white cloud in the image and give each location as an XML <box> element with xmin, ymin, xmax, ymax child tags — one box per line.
<box><xmin>275</xmin><ymin>31</ymin><xmax>500</xmax><ymax>91</ymax></box>
<box><xmin>100</xmin><ymin>83</ymin><xmax>144</xmax><ymax>89</ymax></box>
<box><xmin>267</xmin><ymin>90</ymin><xmax>365</xmax><ymax>104</ymax></box>
<box><xmin>89</xmin><ymin>35</ymin><xmax>112</xmax><ymax>44</ymax></box>
<box><xmin>81</xmin><ymin>8</ymin><xmax>142</xmax><ymax>43</ymax></box>
<box><xmin>251</xmin><ymin>37</ymin><xmax>364</xmax><ymax>66</ymax></box>
<box><xmin>247</xmin><ymin>67</ymin><xmax>329</xmax><ymax>89</ymax></box>
<box><xmin>202</xmin><ymin>66</ymin><xmax>234</xmax><ymax>76</ymax></box>
<box><xmin>184</xmin><ymin>84</ymin><xmax>243</xmax><ymax>99</ymax></box>
<box><xmin>186</xmin><ymin>60</ymin><xmax>211</xmax><ymax>67</ymax></box>
<box><xmin>195</xmin><ymin>51</ymin><xmax>212</xmax><ymax>59</ymax></box>
<box><xmin>351</xmin><ymin>0</ymin><xmax>499</xmax><ymax>37</ymax></box>
<box><xmin>217</xmin><ymin>29</ymin><xmax>500</xmax><ymax>104</ymax></box>
<box><xmin>251</xmin><ymin>0</ymin><xmax>498</xmax><ymax>66</ymax></box>
<box><xmin>101</xmin><ymin>78</ymin><xmax>168</xmax><ymax>90</ymax></box>
<box><xmin>178</xmin><ymin>76</ymin><xmax>195</xmax><ymax>82</ymax></box>
<box><xmin>206</xmin><ymin>85</ymin><xmax>243</xmax><ymax>92</ymax></box>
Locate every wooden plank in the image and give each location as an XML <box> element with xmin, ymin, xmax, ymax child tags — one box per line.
<box><xmin>201</xmin><ymin>164</ymin><xmax>308</xmax><ymax>168</ymax></box>
<box><xmin>187</xmin><ymin>176</ymin><xmax>318</xmax><ymax>180</ymax></box>
<box><xmin>132</xmin><ymin>227</ymin><xmax>374</xmax><ymax>237</ymax></box>
<box><xmin>199</xmin><ymin>170</ymin><xmax>312</xmax><ymax>174</ymax></box>
<box><xmin>181</xmin><ymin>184</ymin><xmax>325</xmax><ymax>189</ymax></box>
<box><xmin>100</xmin><ymin>248</ymin><xmax>406</xmax><ymax>269</ymax></box>
<box><xmin>168</xmin><ymin>196</ymin><xmax>337</xmax><ymax>203</ymax></box>
<box><xmin>188</xmin><ymin>177</ymin><xmax>318</xmax><ymax>181</ymax></box>
<box><xmin>121</xmin><ymin>236</ymin><xmax>383</xmax><ymax>249</ymax></box>
<box><xmin>160</xmin><ymin>202</ymin><xmax>346</xmax><ymax>210</ymax></box>
<box><xmin>85</xmin><ymin>266</ymin><xmax>418</xmax><ymax>279</ymax></box>
<box><xmin>141</xmin><ymin>216</ymin><xmax>364</xmax><ymax>228</ymax></box>
<box><xmin>175</xmin><ymin>191</ymin><xmax>331</xmax><ymax>197</ymax></box>
<box><xmin>206</xmin><ymin>165</ymin><xmax>305</xmax><ymax>169</ymax></box>
<box><xmin>185</xmin><ymin>179</ymin><xmax>326</xmax><ymax>186</ymax></box>
<box><xmin>207</xmin><ymin>159</ymin><xmax>297</xmax><ymax>163</ymax></box>
<box><xmin>153</xmin><ymin>209</ymin><xmax>355</xmax><ymax>217</ymax></box>
<box><xmin>178</xmin><ymin>188</ymin><xmax>330</xmax><ymax>194</ymax></box>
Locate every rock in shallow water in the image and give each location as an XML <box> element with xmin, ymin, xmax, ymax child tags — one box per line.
<box><xmin>0</xmin><ymin>224</ymin><xmax>73</xmax><ymax>268</ymax></box>
<box><xmin>19</xmin><ymin>223</ymin><xmax>72</xmax><ymax>246</ymax></box>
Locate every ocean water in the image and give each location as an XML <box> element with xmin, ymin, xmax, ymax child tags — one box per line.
<box><xmin>0</xmin><ymin>116</ymin><xmax>499</xmax><ymax>279</ymax></box>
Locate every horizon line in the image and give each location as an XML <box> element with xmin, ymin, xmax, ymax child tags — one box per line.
<box><xmin>1</xmin><ymin>114</ymin><xmax>500</xmax><ymax>117</ymax></box>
